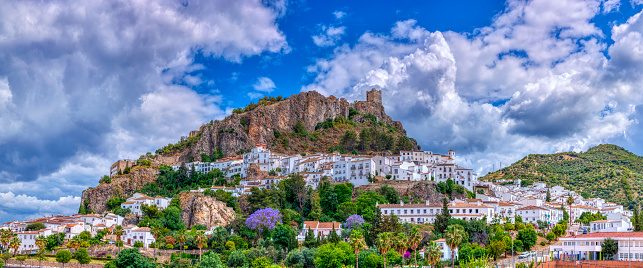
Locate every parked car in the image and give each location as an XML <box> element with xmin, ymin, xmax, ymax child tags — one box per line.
<box><xmin>519</xmin><ymin>252</ymin><xmax>530</xmax><ymax>259</ymax></box>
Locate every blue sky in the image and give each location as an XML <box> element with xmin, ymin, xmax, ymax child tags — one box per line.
<box><xmin>0</xmin><ymin>0</ymin><xmax>642</xmax><ymax>223</ymax></box>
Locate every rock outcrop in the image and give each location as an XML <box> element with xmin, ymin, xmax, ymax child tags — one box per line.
<box><xmin>177</xmin><ymin>192</ymin><xmax>236</xmax><ymax>229</ymax></box>
<box><xmin>81</xmin><ymin>167</ymin><xmax>159</xmax><ymax>213</ymax></box>
<box><xmin>167</xmin><ymin>90</ymin><xmax>417</xmax><ymax>161</ymax></box>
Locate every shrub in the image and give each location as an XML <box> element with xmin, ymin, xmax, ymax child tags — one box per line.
<box><xmin>15</xmin><ymin>256</ymin><xmax>26</xmax><ymax>261</ymax></box>
<box><xmin>540</xmin><ymin>241</ymin><xmax>546</xmax><ymax>246</ymax></box>
<box><xmin>134</xmin><ymin>241</ymin><xmax>144</xmax><ymax>248</ymax></box>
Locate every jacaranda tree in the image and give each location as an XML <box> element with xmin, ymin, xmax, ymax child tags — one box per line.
<box><xmin>245</xmin><ymin>207</ymin><xmax>282</xmax><ymax>237</ymax></box>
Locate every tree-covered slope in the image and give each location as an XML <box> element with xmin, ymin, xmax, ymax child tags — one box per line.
<box><xmin>482</xmin><ymin>144</ymin><xmax>643</xmax><ymax>208</ymax></box>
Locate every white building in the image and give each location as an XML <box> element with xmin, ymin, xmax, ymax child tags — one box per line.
<box><xmin>121</xmin><ymin>227</ymin><xmax>155</xmax><ymax>248</ymax></box>
<box><xmin>297</xmin><ymin>221</ymin><xmax>342</xmax><ymax>241</ymax></box>
<box><xmin>550</xmin><ymin>232</ymin><xmax>643</xmax><ymax>261</ymax></box>
<box><xmin>17</xmin><ymin>229</ymin><xmax>52</xmax><ymax>253</ymax></box>
<box><xmin>378</xmin><ymin>200</ymin><xmax>496</xmax><ymax>224</ymax></box>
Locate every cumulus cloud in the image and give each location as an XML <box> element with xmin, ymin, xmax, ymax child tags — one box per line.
<box><xmin>302</xmin><ymin>0</ymin><xmax>642</xmax><ymax>176</ymax></box>
<box><xmin>333</xmin><ymin>10</ymin><xmax>347</xmax><ymax>19</ymax></box>
<box><xmin>0</xmin><ymin>193</ymin><xmax>81</xmax><ymax>221</ymax></box>
<box><xmin>312</xmin><ymin>26</ymin><xmax>347</xmax><ymax>47</ymax></box>
<box><xmin>252</xmin><ymin>77</ymin><xmax>277</xmax><ymax>92</ymax></box>
<box><xmin>0</xmin><ymin>0</ymin><xmax>288</xmax><ymax>222</ymax></box>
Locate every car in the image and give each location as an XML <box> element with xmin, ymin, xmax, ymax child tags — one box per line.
<box><xmin>519</xmin><ymin>252</ymin><xmax>530</xmax><ymax>259</ymax></box>
<box><xmin>530</xmin><ymin>251</ymin><xmax>537</xmax><ymax>256</ymax></box>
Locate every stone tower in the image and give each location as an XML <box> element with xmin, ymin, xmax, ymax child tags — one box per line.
<box><xmin>366</xmin><ymin>88</ymin><xmax>382</xmax><ymax>104</ymax></box>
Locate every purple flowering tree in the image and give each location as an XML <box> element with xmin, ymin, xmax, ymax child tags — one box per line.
<box><xmin>344</xmin><ymin>214</ymin><xmax>365</xmax><ymax>230</ymax></box>
<box><xmin>245</xmin><ymin>207</ymin><xmax>282</xmax><ymax>237</ymax></box>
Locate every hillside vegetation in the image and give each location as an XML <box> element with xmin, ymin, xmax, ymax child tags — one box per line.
<box><xmin>483</xmin><ymin>144</ymin><xmax>643</xmax><ymax>208</ymax></box>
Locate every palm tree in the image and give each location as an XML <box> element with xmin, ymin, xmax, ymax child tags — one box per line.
<box><xmin>176</xmin><ymin>232</ymin><xmax>187</xmax><ymax>259</ymax></box>
<box><xmin>407</xmin><ymin>227</ymin><xmax>422</xmax><ymax>267</ymax></box>
<box><xmin>9</xmin><ymin>236</ymin><xmax>21</xmax><ymax>257</ymax></box>
<box><xmin>445</xmin><ymin>225</ymin><xmax>465</xmax><ymax>268</ymax></box>
<box><xmin>150</xmin><ymin>226</ymin><xmax>163</xmax><ymax>261</ymax></box>
<box><xmin>0</xmin><ymin>229</ymin><xmax>13</xmax><ymax>254</ymax></box>
<box><xmin>194</xmin><ymin>232</ymin><xmax>207</xmax><ymax>261</ymax></box>
<box><xmin>425</xmin><ymin>241</ymin><xmax>442</xmax><ymax>268</ymax></box>
<box><xmin>394</xmin><ymin>233</ymin><xmax>407</xmax><ymax>267</ymax></box>
<box><xmin>35</xmin><ymin>235</ymin><xmax>48</xmax><ymax>267</ymax></box>
<box><xmin>566</xmin><ymin>195</ymin><xmax>574</xmax><ymax>225</ymax></box>
<box><xmin>349</xmin><ymin>230</ymin><xmax>367</xmax><ymax>268</ymax></box>
<box><xmin>377</xmin><ymin>232</ymin><xmax>392</xmax><ymax>268</ymax></box>
<box><xmin>112</xmin><ymin>226</ymin><xmax>124</xmax><ymax>255</ymax></box>
<box><xmin>68</xmin><ymin>236</ymin><xmax>82</xmax><ymax>253</ymax></box>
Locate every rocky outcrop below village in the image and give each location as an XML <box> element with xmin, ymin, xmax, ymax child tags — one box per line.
<box><xmin>80</xmin><ymin>167</ymin><xmax>159</xmax><ymax>213</ymax></box>
<box><xmin>177</xmin><ymin>192</ymin><xmax>236</xmax><ymax>229</ymax></box>
<box><xmin>165</xmin><ymin>90</ymin><xmax>418</xmax><ymax>161</ymax></box>
<box><xmin>354</xmin><ymin>179</ymin><xmax>467</xmax><ymax>203</ymax></box>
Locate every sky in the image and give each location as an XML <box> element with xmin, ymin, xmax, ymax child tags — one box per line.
<box><xmin>0</xmin><ymin>0</ymin><xmax>643</xmax><ymax>223</ymax></box>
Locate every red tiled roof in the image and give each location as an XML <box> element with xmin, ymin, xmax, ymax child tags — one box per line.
<box><xmin>564</xmin><ymin>232</ymin><xmax>643</xmax><ymax>238</ymax></box>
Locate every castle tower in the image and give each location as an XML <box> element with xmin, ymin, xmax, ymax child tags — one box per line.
<box><xmin>366</xmin><ymin>88</ymin><xmax>382</xmax><ymax>104</ymax></box>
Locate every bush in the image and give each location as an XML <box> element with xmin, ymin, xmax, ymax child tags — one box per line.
<box><xmin>540</xmin><ymin>241</ymin><xmax>546</xmax><ymax>246</ymax></box>
<box><xmin>15</xmin><ymin>256</ymin><xmax>26</xmax><ymax>261</ymax></box>
<box><xmin>134</xmin><ymin>241</ymin><xmax>144</xmax><ymax>248</ymax></box>
<box><xmin>107</xmin><ymin>255</ymin><xmax>112</xmax><ymax>259</ymax></box>
<box><xmin>1</xmin><ymin>253</ymin><xmax>11</xmax><ymax>261</ymax></box>
<box><xmin>165</xmin><ymin>244</ymin><xmax>174</xmax><ymax>249</ymax></box>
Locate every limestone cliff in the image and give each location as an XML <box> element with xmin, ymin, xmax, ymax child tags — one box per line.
<box><xmin>177</xmin><ymin>192</ymin><xmax>236</xmax><ymax>229</ymax></box>
<box><xmin>160</xmin><ymin>90</ymin><xmax>418</xmax><ymax>161</ymax></box>
<box><xmin>81</xmin><ymin>167</ymin><xmax>159</xmax><ymax>213</ymax></box>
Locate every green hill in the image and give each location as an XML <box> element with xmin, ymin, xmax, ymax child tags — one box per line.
<box><xmin>482</xmin><ymin>144</ymin><xmax>643</xmax><ymax>208</ymax></box>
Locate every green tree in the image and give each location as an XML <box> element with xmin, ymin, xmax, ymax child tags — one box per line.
<box><xmin>198</xmin><ymin>251</ymin><xmax>224</xmax><ymax>268</ymax></box>
<box><xmin>380</xmin><ymin>185</ymin><xmax>399</xmax><ymax>204</ymax></box>
<box><xmin>55</xmin><ymin>250</ymin><xmax>72</xmax><ymax>268</ymax></box>
<box><xmin>340</xmin><ymin>130</ymin><xmax>359</xmax><ymax>152</ymax></box>
<box><xmin>105</xmin><ymin>248</ymin><xmax>156</xmax><ymax>268</ymax></box>
<box><xmin>73</xmin><ymin>248</ymin><xmax>91</xmax><ymax>266</ymax></box>
<box><xmin>303</xmin><ymin>227</ymin><xmax>318</xmax><ymax>248</ymax></box>
<box><xmin>163</xmin><ymin>206</ymin><xmax>185</xmax><ymax>230</ymax></box>
<box><xmin>227</xmin><ymin>250</ymin><xmax>246</xmax><ymax>267</ymax></box>
<box><xmin>546</xmin><ymin>189</ymin><xmax>551</xmax><ymax>202</ymax></box>
<box><xmin>337</xmin><ymin>202</ymin><xmax>358</xmax><ymax>221</ymax></box>
<box><xmin>273</xmin><ymin>224</ymin><xmax>296</xmax><ymax>250</ymax></box>
<box><xmin>517</xmin><ymin>227</ymin><xmax>538</xmax><ymax>251</ymax></box>
<box><xmin>315</xmin><ymin>242</ymin><xmax>353</xmax><ymax>268</ymax></box>
<box><xmin>328</xmin><ymin>225</ymin><xmax>341</xmax><ymax>244</ymax></box>
<box><xmin>434</xmin><ymin>198</ymin><xmax>451</xmax><ymax>234</ymax></box>
<box><xmin>25</xmin><ymin>222</ymin><xmax>46</xmax><ymax>231</ymax></box>
<box><xmin>489</xmin><ymin>239</ymin><xmax>507</xmax><ymax>260</ymax></box>
<box><xmin>546</xmin><ymin>232</ymin><xmax>555</xmax><ymax>244</ymax></box>
<box><xmin>602</xmin><ymin>238</ymin><xmax>618</xmax><ymax>260</ymax></box>
<box><xmin>445</xmin><ymin>224</ymin><xmax>465</xmax><ymax>268</ymax></box>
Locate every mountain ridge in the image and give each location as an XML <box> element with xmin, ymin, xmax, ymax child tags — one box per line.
<box><xmin>482</xmin><ymin>144</ymin><xmax>643</xmax><ymax>208</ymax></box>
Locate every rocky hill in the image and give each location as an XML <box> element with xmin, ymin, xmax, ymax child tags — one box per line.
<box><xmin>482</xmin><ymin>144</ymin><xmax>643</xmax><ymax>208</ymax></box>
<box><xmin>80</xmin><ymin>166</ymin><xmax>159</xmax><ymax>213</ymax></box>
<box><xmin>156</xmin><ymin>89</ymin><xmax>419</xmax><ymax>161</ymax></box>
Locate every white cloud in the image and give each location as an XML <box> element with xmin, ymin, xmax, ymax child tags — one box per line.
<box><xmin>252</xmin><ymin>77</ymin><xmax>277</xmax><ymax>92</ymax></box>
<box><xmin>333</xmin><ymin>11</ymin><xmax>347</xmax><ymax>19</ymax></box>
<box><xmin>603</xmin><ymin>0</ymin><xmax>621</xmax><ymax>13</ymax></box>
<box><xmin>0</xmin><ymin>192</ymin><xmax>81</xmax><ymax>221</ymax></box>
<box><xmin>312</xmin><ymin>26</ymin><xmax>347</xmax><ymax>47</ymax></box>
<box><xmin>0</xmin><ymin>0</ymin><xmax>288</xmax><ymax>222</ymax></box>
<box><xmin>248</xmin><ymin>92</ymin><xmax>265</xmax><ymax>99</ymax></box>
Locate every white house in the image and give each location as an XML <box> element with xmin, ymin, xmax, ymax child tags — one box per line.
<box><xmin>17</xmin><ymin>229</ymin><xmax>52</xmax><ymax>253</ymax></box>
<box><xmin>433</xmin><ymin>238</ymin><xmax>458</xmax><ymax>261</ymax></box>
<box><xmin>297</xmin><ymin>221</ymin><xmax>342</xmax><ymax>241</ymax></box>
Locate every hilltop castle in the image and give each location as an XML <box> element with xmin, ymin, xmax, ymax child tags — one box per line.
<box><xmin>366</xmin><ymin>88</ymin><xmax>382</xmax><ymax>104</ymax></box>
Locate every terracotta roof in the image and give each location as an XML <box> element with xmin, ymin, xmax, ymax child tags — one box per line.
<box><xmin>563</xmin><ymin>232</ymin><xmax>643</xmax><ymax>238</ymax></box>
<box><xmin>517</xmin><ymin>206</ymin><xmax>549</xmax><ymax>211</ymax></box>
<box><xmin>134</xmin><ymin>227</ymin><xmax>151</xmax><ymax>232</ymax></box>
<box><xmin>572</xmin><ymin>205</ymin><xmax>598</xmax><ymax>210</ymax></box>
